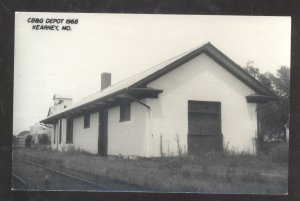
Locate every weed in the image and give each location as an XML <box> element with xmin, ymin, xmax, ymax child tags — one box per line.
<box><xmin>160</xmin><ymin>134</ymin><xmax>164</xmax><ymax>157</ymax></box>
<box><xmin>64</xmin><ymin>146</ymin><xmax>94</xmax><ymax>155</ymax></box>
<box><xmin>240</xmin><ymin>172</ymin><xmax>264</xmax><ymax>183</ymax></box>
<box><xmin>225</xmin><ymin>160</ymin><xmax>237</xmax><ymax>182</ymax></box>
<box><xmin>67</xmin><ymin>145</ymin><xmax>76</xmax><ymax>153</ymax></box>
<box><xmin>61</xmin><ymin>146</ymin><xmax>66</xmax><ymax>152</ymax></box>
<box><xmin>14</xmin><ymin>146</ymin><xmax>288</xmax><ymax>193</ymax></box>
<box><xmin>175</xmin><ymin>133</ymin><xmax>183</xmax><ymax>157</ymax></box>
<box><xmin>181</xmin><ymin>170</ymin><xmax>191</xmax><ymax>178</ymax></box>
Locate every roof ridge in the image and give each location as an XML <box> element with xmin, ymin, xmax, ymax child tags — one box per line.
<box><xmin>99</xmin><ymin>43</ymin><xmax>207</xmax><ymax>93</ymax></box>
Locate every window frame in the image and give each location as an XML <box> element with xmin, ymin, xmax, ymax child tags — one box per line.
<box><xmin>84</xmin><ymin>113</ymin><xmax>90</xmax><ymax>129</ymax></box>
<box><xmin>120</xmin><ymin>101</ymin><xmax>131</xmax><ymax>122</ymax></box>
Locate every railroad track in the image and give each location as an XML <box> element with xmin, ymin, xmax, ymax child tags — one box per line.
<box><xmin>12</xmin><ymin>158</ymin><xmax>109</xmax><ymax>191</ymax></box>
<box><xmin>12</xmin><ymin>172</ymin><xmax>31</xmax><ymax>189</ymax></box>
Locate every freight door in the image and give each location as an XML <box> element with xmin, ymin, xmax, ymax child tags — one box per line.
<box><xmin>188</xmin><ymin>101</ymin><xmax>223</xmax><ymax>155</ymax></box>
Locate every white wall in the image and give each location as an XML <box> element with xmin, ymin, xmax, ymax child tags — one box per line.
<box><xmin>72</xmin><ymin>112</ymin><xmax>99</xmax><ymax>154</ymax></box>
<box><xmin>50</xmin><ymin>53</ymin><xmax>258</xmax><ymax>156</ymax></box>
<box><xmin>146</xmin><ymin>53</ymin><xmax>257</xmax><ymax>156</ymax></box>
<box><xmin>51</xmin><ymin>119</ymin><xmax>68</xmax><ymax>151</ymax></box>
<box><xmin>51</xmin><ymin>112</ymin><xmax>99</xmax><ymax>154</ymax></box>
<box><xmin>107</xmin><ymin>101</ymin><xmax>149</xmax><ymax>156</ymax></box>
<box><xmin>51</xmin><ymin>122</ymin><xmax>57</xmax><ymax>150</ymax></box>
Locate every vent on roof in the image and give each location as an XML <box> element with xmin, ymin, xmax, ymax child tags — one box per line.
<box><xmin>101</xmin><ymin>72</ymin><xmax>111</xmax><ymax>91</ymax></box>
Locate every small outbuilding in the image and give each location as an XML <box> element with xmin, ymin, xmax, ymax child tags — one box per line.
<box><xmin>29</xmin><ymin>123</ymin><xmax>52</xmax><ymax>144</ymax></box>
<box><xmin>41</xmin><ymin>42</ymin><xmax>277</xmax><ymax>157</ymax></box>
<box><xmin>16</xmin><ymin>131</ymin><xmax>30</xmax><ymax>148</ymax></box>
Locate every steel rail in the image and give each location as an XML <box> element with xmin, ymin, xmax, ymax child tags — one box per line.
<box><xmin>12</xmin><ymin>172</ymin><xmax>28</xmax><ymax>186</ymax></box>
<box><xmin>14</xmin><ymin>158</ymin><xmax>108</xmax><ymax>190</ymax></box>
<box><xmin>12</xmin><ymin>172</ymin><xmax>39</xmax><ymax>190</ymax></box>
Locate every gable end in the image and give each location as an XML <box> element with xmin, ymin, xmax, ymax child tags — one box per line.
<box><xmin>130</xmin><ymin>42</ymin><xmax>276</xmax><ymax>98</ymax></box>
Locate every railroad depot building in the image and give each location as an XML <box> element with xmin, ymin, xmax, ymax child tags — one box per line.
<box><xmin>40</xmin><ymin>42</ymin><xmax>276</xmax><ymax>157</ymax></box>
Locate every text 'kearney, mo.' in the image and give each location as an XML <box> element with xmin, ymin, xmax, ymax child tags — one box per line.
<box><xmin>27</xmin><ymin>18</ymin><xmax>79</xmax><ymax>31</ymax></box>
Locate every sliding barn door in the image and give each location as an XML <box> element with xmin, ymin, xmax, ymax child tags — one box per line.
<box><xmin>188</xmin><ymin>101</ymin><xmax>223</xmax><ymax>155</ymax></box>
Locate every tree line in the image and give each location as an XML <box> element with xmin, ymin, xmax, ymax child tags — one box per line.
<box><xmin>244</xmin><ymin>61</ymin><xmax>290</xmax><ymax>152</ymax></box>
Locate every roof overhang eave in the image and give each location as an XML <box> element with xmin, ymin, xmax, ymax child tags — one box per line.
<box><xmin>40</xmin><ymin>89</ymin><xmax>126</xmax><ymax>124</ymax></box>
<box><xmin>40</xmin><ymin>87</ymin><xmax>163</xmax><ymax>124</ymax></box>
<box><xmin>246</xmin><ymin>94</ymin><xmax>278</xmax><ymax>103</ymax></box>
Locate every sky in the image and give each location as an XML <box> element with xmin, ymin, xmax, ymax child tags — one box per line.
<box><xmin>13</xmin><ymin>12</ymin><xmax>291</xmax><ymax>135</ymax></box>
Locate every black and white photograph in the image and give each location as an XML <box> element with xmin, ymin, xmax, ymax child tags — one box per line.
<box><xmin>12</xmin><ymin>12</ymin><xmax>290</xmax><ymax>194</ymax></box>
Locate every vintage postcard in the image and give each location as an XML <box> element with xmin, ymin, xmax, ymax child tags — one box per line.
<box><xmin>12</xmin><ymin>12</ymin><xmax>290</xmax><ymax>194</ymax></box>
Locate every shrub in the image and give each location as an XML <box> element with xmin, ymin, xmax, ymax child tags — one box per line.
<box><xmin>25</xmin><ymin>135</ymin><xmax>32</xmax><ymax>147</ymax></box>
<box><xmin>39</xmin><ymin>134</ymin><xmax>50</xmax><ymax>144</ymax></box>
<box><xmin>268</xmin><ymin>142</ymin><xmax>289</xmax><ymax>164</ymax></box>
<box><xmin>12</xmin><ymin>135</ymin><xmax>17</xmax><ymax>145</ymax></box>
<box><xmin>223</xmin><ymin>142</ymin><xmax>238</xmax><ymax>155</ymax></box>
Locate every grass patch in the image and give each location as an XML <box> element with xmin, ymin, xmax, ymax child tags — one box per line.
<box><xmin>268</xmin><ymin>143</ymin><xmax>289</xmax><ymax>163</ymax></box>
<box><xmin>13</xmin><ymin>146</ymin><xmax>288</xmax><ymax>194</ymax></box>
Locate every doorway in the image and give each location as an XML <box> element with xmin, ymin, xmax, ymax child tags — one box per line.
<box><xmin>98</xmin><ymin>109</ymin><xmax>108</xmax><ymax>156</ymax></box>
<box><xmin>188</xmin><ymin>100</ymin><xmax>223</xmax><ymax>155</ymax></box>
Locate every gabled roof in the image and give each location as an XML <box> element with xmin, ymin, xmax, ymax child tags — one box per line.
<box><xmin>41</xmin><ymin>42</ymin><xmax>277</xmax><ymax>124</ymax></box>
<box><xmin>129</xmin><ymin>42</ymin><xmax>276</xmax><ymax>95</ymax></box>
<box><xmin>47</xmin><ymin>106</ymin><xmax>66</xmax><ymax>117</ymax></box>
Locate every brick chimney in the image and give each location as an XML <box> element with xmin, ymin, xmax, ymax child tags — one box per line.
<box><xmin>101</xmin><ymin>72</ymin><xmax>111</xmax><ymax>91</ymax></box>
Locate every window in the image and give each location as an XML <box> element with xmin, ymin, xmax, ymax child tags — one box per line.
<box><xmin>120</xmin><ymin>102</ymin><xmax>131</xmax><ymax>122</ymax></box>
<box><xmin>66</xmin><ymin>118</ymin><xmax>73</xmax><ymax>144</ymax></box>
<box><xmin>84</xmin><ymin>113</ymin><xmax>90</xmax><ymax>128</ymax></box>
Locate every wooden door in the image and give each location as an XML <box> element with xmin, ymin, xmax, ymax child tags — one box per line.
<box><xmin>188</xmin><ymin>101</ymin><xmax>223</xmax><ymax>155</ymax></box>
<box><xmin>66</xmin><ymin>118</ymin><xmax>73</xmax><ymax>144</ymax></box>
<box><xmin>98</xmin><ymin>109</ymin><xmax>108</xmax><ymax>156</ymax></box>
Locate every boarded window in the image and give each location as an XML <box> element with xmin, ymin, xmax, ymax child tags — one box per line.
<box><xmin>84</xmin><ymin>114</ymin><xmax>90</xmax><ymax>128</ymax></box>
<box><xmin>66</xmin><ymin>118</ymin><xmax>73</xmax><ymax>144</ymax></box>
<box><xmin>120</xmin><ymin>102</ymin><xmax>131</xmax><ymax>122</ymax></box>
